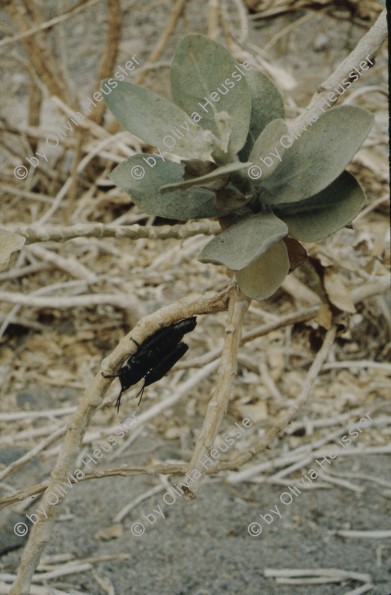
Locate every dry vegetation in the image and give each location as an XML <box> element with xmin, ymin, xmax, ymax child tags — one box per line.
<box><xmin>0</xmin><ymin>1</ymin><xmax>389</xmax><ymax>593</ymax></box>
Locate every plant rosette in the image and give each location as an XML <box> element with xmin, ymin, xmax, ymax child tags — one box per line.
<box><xmin>104</xmin><ymin>34</ymin><xmax>373</xmax><ymax>300</ymax></box>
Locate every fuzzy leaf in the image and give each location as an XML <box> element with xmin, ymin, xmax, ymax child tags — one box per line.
<box><xmin>103</xmin><ymin>80</ymin><xmax>214</xmax><ymax>160</ymax></box>
<box><xmin>276</xmin><ymin>171</ymin><xmax>366</xmax><ymax>241</ymax></box>
<box><xmin>239</xmin><ymin>70</ymin><xmax>285</xmax><ymax>161</ymax></box>
<box><xmin>109</xmin><ymin>155</ymin><xmax>220</xmax><ymax>219</ymax></box>
<box><xmin>261</xmin><ymin>106</ymin><xmax>373</xmax><ymax>204</ymax></box>
<box><xmin>249</xmin><ymin>119</ymin><xmax>288</xmax><ymax>180</ymax></box>
<box><xmin>0</xmin><ymin>230</ymin><xmax>26</xmax><ymax>272</ymax></box>
<box><xmin>236</xmin><ymin>241</ymin><xmax>290</xmax><ymax>300</ymax></box>
<box><xmin>198</xmin><ymin>212</ymin><xmax>288</xmax><ymax>270</ymax></box>
<box><xmin>214</xmin><ymin>111</ymin><xmax>232</xmax><ymax>154</ymax></box>
<box><xmin>170</xmin><ymin>34</ymin><xmax>252</xmax><ymax>158</ymax></box>
<box><xmin>160</xmin><ymin>161</ymin><xmax>251</xmax><ymax>194</ymax></box>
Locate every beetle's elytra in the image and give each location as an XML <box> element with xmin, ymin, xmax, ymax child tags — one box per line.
<box><xmin>103</xmin><ymin>317</ymin><xmax>197</xmax><ymax>411</ymax></box>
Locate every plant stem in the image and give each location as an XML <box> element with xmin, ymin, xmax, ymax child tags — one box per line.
<box><xmin>179</xmin><ymin>285</ymin><xmax>250</xmax><ymax>498</ymax></box>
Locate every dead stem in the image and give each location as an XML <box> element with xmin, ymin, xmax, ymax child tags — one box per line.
<box><xmin>180</xmin><ymin>285</ymin><xmax>250</xmax><ymax>498</ymax></box>
<box><xmin>13</xmin><ymin>221</ymin><xmax>221</xmax><ymax>244</ymax></box>
<box><xmin>88</xmin><ymin>0</ymin><xmax>121</xmax><ymax>125</ymax></box>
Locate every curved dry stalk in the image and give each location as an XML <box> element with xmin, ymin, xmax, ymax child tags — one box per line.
<box><xmin>12</xmin><ymin>221</ymin><xmax>220</xmax><ymax>245</ymax></box>
<box><xmin>320</xmin><ymin>9</ymin><xmax>387</xmax><ymax>90</ymax></box>
<box><xmin>0</xmin><ymin>291</ymin><xmax>137</xmax><ymax>311</ymax></box>
<box><xmin>0</xmin><ymin>0</ymin><xmax>102</xmax><ymax>49</ymax></box>
<box><xmin>3</xmin><ymin>1</ymin><xmax>77</xmax><ymax>108</ymax></box>
<box><xmin>88</xmin><ymin>0</ymin><xmax>121</xmax><ymax>125</ymax></box>
<box><xmin>0</xmin><ymin>483</ymin><xmax>48</xmax><ymax>510</ymax></box>
<box><xmin>3</xmin><ymin>419</ymin><xmax>390</xmax><ymax>510</ymax></box>
<box><xmin>290</xmin><ymin>8</ymin><xmax>387</xmax><ymax>135</ymax></box>
<box><xmin>180</xmin><ymin>285</ymin><xmax>250</xmax><ymax>498</ymax></box>
<box><xmin>9</xmin><ymin>288</ymin><xmax>230</xmax><ymax>595</ymax></box>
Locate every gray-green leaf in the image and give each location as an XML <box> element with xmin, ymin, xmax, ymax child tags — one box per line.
<box><xmin>239</xmin><ymin>70</ymin><xmax>285</xmax><ymax>161</ymax></box>
<box><xmin>110</xmin><ymin>154</ymin><xmax>220</xmax><ymax>219</ymax></box>
<box><xmin>236</xmin><ymin>241</ymin><xmax>289</xmax><ymax>300</ymax></box>
<box><xmin>103</xmin><ymin>80</ymin><xmax>214</xmax><ymax>160</ymax></box>
<box><xmin>261</xmin><ymin>105</ymin><xmax>373</xmax><ymax>204</ymax></box>
<box><xmin>198</xmin><ymin>212</ymin><xmax>288</xmax><ymax>270</ymax></box>
<box><xmin>276</xmin><ymin>171</ymin><xmax>366</xmax><ymax>241</ymax></box>
<box><xmin>249</xmin><ymin>119</ymin><xmax>288</xmax><ymax>180</ymax></box>
<box><xmin>170</xmin><ymin>34</ymin><xmax>252</xmax><ymax>159</ymax></box>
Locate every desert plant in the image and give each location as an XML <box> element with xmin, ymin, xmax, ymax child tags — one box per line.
<box><xmin>104</xmin><ymin>33</ymin><xmax>373</xmax><ymax>300</ymax></box>
<box><xmin>3</xmin><ymin>11</ymin><xmax>387</xmax><ymax>592</ymax></box>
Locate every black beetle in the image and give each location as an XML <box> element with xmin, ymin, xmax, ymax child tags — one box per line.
<box><xmin>103</xmin><ymin>317</ymin><xmax>197</xmax><ymax>411</ymax></box>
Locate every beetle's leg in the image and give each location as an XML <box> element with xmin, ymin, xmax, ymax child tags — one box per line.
<box><xmin>101</xmin><ymin>371</ymin><xmax>119</xmax><ymax>379</ymax></box>
<box><xmin>115</xmin><ymin>387</ymin><xmax>125</xmax><ymax>412</ymax></box>
<box><xmin>130</xmin><ymin>337</ymin><xmax>140</xmax><ymax>348</ymax></box>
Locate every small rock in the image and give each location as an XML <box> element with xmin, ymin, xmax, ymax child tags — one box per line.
<box><xmin>17</xmin><ymin>386</ymin><xmax>53</xmax><ymax>410</ymax></box>
<box><xmin>313</xmin><ymin>33</ymin><xmax>330</xmax><ymax>51</ymax></box>
<box><xmin>0</xmin><ymin>512</ymin><xmax>29</xmax><ymax>555</ymax></box>
<box><xmin>95</xmin><ymin>524</ymin><xmax>123</xmax><ymax>541</ymax></box>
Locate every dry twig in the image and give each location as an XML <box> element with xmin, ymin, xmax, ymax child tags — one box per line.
<box><xmin>88</xmin><ymin>0</ymin><xmax>121</xmax><ymax>125</ymax></box>
<box><xmin>12</xmin><ymin>221</ymin><xmax>221</xmax><ymax>244</ymax></box>
<box><xmin>180</xmin><ymin>286</ymin><xmax>250</xmax><ymax>497</ymax></box>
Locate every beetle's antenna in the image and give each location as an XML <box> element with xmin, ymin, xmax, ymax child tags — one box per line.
<box><xmin>136</xmin><ymin>383</ymin><xmax>145</xmax><ymax>405</ymax></box>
